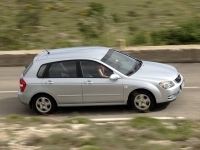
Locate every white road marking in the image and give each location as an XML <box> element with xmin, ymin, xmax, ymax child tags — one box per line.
<box><xmin>184</xmin><ymin>87</ymin><xmax>200</xmax><ymax>89</ymax></box>
<box><xmin>91</xmin><ymin>117</ymin><xmax>185</xmax><ymax>122</ymax></box>
<box><xmin>152</xmin><ymin>117</ymin><xmax>185</xmax><ymax>120</ymax></box>
<box><xmin>92</xmin><ymin>118</ymin><xmax>130</xmax><ymax>122</ymax></box>
<box><xmin>0</xmin><ymin>91</ymin><xmax>18</xmax><ymax>93</ymax></box>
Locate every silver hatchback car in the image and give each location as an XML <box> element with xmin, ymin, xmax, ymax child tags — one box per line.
<box><xmin>18</xmin><ymin>47</ymin><xmax>184</xmax><ymax>114</ymax></box>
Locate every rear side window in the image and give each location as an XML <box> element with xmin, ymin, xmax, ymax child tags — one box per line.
<box><xmin>23</xmin><ymin>62</ymin><xmax>33</xmax><ymax>76</ymax></box>
<box><xmin>37</xmin><ymin>64</ymin><xmax>47</xmax><ymax>78</ymax></box>
<box><xmin>48</xmin><ymin>61</ymin><xmax>77</xmax><ymax>78</ymax></box>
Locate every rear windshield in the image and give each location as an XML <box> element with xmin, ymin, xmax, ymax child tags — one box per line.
<box><xmin>23</xmin><ymin>62</ymin><xmax>33</xmax><ymax>76</ymax></box>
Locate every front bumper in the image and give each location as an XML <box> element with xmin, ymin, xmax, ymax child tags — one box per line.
<box><xmin>157</xmin><ymin>75</ymin><xmax>184</xmax><ymax>103</ymax></box>
<box><xmin>167</xmin><ymin>86</ymin><xmax>182</xmax><ymax>101</ymax></box>
<box><xmin>168</xmin><ymin>78</ymin><xmax>184</xmax><ymax>101</ymax></box>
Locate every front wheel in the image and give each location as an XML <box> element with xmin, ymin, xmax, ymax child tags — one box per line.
<box><xmin>33</xmin><ymin>94</ymin><xmax>56</xmax><ymax>115</ymax></box>
<box><xmin>130</xmin><ymin>90</ymin><xmax>155</xmax><ymax>112</ymax></box>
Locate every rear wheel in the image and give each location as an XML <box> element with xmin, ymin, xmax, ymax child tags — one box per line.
<box><xmin>33</xmin><ymin>94</ymin><xmax>56</xmax><ymax>115</ymax></box>
<box><xmin>130</xmin><ymin>90</ymin><xmax>155</xmax><ymax>112</ymax></box>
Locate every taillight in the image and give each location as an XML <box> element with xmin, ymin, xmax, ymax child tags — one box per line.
<box><xmin>20</xmin><ymin>78</ymin><xmax>26</xmax><ymax>92</ymax></box>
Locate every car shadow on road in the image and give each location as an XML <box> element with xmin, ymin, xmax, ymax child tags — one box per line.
<box><xmin>0</xmin><ymin>97</ymin><xmax>170</xmax><ymax>117</ymax></box>
<box><xmin>55</xmin><ymin>102</ymin><xmax>170</xmax><ymax>116</ymax></box>
<box><xmin>55</xmin><ymin>105</ymin><xmax>135</xmax><ymax>116</ymax></box>
<box><xmin>0</xmin><ymin>97</ymin><xmax>37</xmax><ymax>117</ymax></box>
<box><xmin>152</xmin><ymin>102</ymin><xmax>170</xmax><ymax>112</ymax></box>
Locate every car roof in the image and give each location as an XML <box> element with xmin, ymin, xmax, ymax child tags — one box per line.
<box><xmin>34</xmin><ymin>46</ymin><xmax>110</xmax><ymax>61</ymax></box>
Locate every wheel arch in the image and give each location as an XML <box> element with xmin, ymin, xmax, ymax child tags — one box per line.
<box><xmin>29</xmin><ymin>93</ymin><xmax>58</xmax><ymax>108</ymax></box>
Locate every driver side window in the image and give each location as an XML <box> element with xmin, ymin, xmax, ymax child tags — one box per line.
<box><xmin>80</xmin><ymin>61</ymin><xmax>113</xmax><ymax>78</ymax></box>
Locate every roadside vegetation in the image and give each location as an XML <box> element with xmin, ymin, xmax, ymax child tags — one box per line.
<box><xmin>1</xmin><ymin>0</ymin><xmax>200</xmax><ymax>50</ymax></box>
<box><xmin>1</xmin><ymin>115</ymin><xmax>200</xmax><ymax>149</ymax></box>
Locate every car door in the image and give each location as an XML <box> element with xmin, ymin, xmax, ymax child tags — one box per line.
<box><xmin>41</xmin><ymin>60</ymin><xmax>82</xmax><ymax>104</ymax></box>
<box><xmin>80</xmin><ymin>60</ymin><xmax>124</xmax><ymax>103</ymax></box>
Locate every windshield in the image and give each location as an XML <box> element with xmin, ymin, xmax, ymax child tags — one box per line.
<box><xmin>101</xmin><ymin>49</ymin><xmax>142</xmax><ymax>76</ymax></box>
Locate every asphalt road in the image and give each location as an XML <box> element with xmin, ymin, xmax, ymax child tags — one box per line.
<box><xmin>0</xmin><ymin>63</ymin><xmax>200</xmax><ymax>120</ymax></box>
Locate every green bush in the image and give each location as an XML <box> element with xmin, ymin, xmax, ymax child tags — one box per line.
<box><xmin>78</xmin><ymin>21</ymin><xmax>100</xmax><ymax>38</ymax></box>
<box><xmin>79</xmin><ymin>138</ymin><xmax>97</xmax><ymax>146</ymax></box>
<box><xmin>0</xmin><ymin>31</ymin><xmax>27</xmax><ymax>50</ymax></box>
<box><xmin>80</xmin><ymin>146</ymin><xmax>103</xmax><ymax>150</ymax></box>
<box><xmin>134</xmin><ymin>32</ymin><xmax>148</xmax><ymax>45</ymax></box>
<box><xmin>88</xmin><ymin>2</ymin><xmax>105</xmax><ymax>16</ymax></box>
<box><xmin>112</xmin><ymin>13</ymin><xmax>121</xmax><ymax>23</ymax></box>
<box><xmin>44</xmin><ymin>133</ymin><xmax>68</xmax><ymax>145</ymax></box>
<box><xmin>6</xmin><ymin>114</ymin><xmax>25</xmax><ymax>120</ymax></box>
<box><xmin>154</xmin><ymin>121</ymin><xmax>195</xmax><ymax>141</ymax></box>
<box><xmin>16</xmin><ymin>0</ymin><xmax>41</xmax><ymax>32</ymax></box>
<box><xmin>130</xmin><ymin>116</ymin><xmax>163</xmax><ymax>129</ymax></box>
<box><xmin>127</xmin><ymin>11</ymin><xmax>138</xmax><ymax>17</ymax></box>
<box><xmin>150</xmin><ymin>20</ymin><xmax>200</xmax><ymax>45</ymax></box>
<box><xmin>128</xmin><ymin>26</ymin><xmax>139</xmax><ymax>33</ymax></box>
<box><xmin>126</xmin><ymin>20</ymin><xmax>200</xmax><ymax>46</ymax></box>
<box><xmin>78</xmin><ymin>2</ymin><xmax>106</xmax><ymax>39</ymax></box>
<box><xmin>128</xmin><ymin>32</ymin><xmax>148</xmax><ymax>45</ymax></box>
<box><xmin>16</xmin><ymin>10</ymin><xmax>40</xmax><ymax>31</ymax></box>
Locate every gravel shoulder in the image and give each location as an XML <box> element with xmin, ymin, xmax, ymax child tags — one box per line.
<box><xmin>1</xmin><ymin>115</ymin><xmax>200</xmax><ymax>150</ymax></box>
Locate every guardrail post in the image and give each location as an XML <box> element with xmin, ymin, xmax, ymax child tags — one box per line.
<box><xmin>117</xmin><ymin>39</ymin><xmax>126</xmax><ymax>50</ymax></box>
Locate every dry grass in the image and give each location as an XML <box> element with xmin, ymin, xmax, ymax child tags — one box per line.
<box><xmin>0</xmin><ymin>116</ymin><xmax>200</xmax><ymax>149</ymax></box>
<box><xmin>1</xmin><ymin>114</ymin><xmax>59</xmax><ymax>125</ymax></box>
<box><xmin>63</xmin><ymin>117</ymin><xmax>93</xmax><ymax>124</ymax></box>
<box><xmin>0</xmin><ymin>0</ymin><xmax>200</xmax><ymax>50</ymax></box>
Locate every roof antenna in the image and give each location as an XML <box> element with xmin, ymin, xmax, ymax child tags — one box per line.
<box><xmin>43</xmin><ymin>47</ymin><xmax>50</xmax><ymax>54</ymax></box>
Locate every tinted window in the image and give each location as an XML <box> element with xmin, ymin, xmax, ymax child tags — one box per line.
<box><xmin>37</xmin><ymin>64</ymin><xmax>47</xmax><ymax>78</ymax></box>
<box><xmin>80</xmin><ymin>61</ymin><xmax>113</xmax><ymax>78</ymax></box>
<box><xmin>49</xmin><ymin>61</ymin><xmax>77</xmax><ymax>78</ymax></box>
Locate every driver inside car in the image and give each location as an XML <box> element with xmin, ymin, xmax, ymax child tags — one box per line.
<box><xmin>98</xmin><ymin>65</ymin><xmax>109</xmax><ymax>78</ymax></box>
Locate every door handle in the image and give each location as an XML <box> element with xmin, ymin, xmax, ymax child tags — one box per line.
<box><xmin>84</xmin><ymin>80</ymin><xmax>93</xmax><ymax>84</ymax></box>
<box><xmin>45</xmin><ymin>80</ymin><xmax>54</xmax><ymax>84</ymax></box>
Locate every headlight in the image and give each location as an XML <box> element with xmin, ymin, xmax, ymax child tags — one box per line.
<box><xmin>159</xmin><ymin>81</ymin><xmax>175</xmax><ymax>89</ymax></box>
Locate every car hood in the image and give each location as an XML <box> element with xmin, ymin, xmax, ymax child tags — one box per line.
<box><xmin>130</xmin><ymin>61</ymin><xmax>178</xmax><ymax>81</ymax></box>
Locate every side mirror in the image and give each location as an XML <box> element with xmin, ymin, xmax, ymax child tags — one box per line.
<box><xmin>109</xmin><ymin>74</ymin><xmax>120</xmax><ymax>80</ymax></box>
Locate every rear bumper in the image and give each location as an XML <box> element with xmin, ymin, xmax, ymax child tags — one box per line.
<box><xmin>18</xmin><ymin>90</ymin><xmax>30</xmax><ymax>106</ymax></box>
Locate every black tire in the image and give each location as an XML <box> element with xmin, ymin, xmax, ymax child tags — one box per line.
<box><xmin>33</xmin><ymin>94</ymin><xmax>56</xmax><ymax>115</ymax></box>
<box><xmin>130</xmin><ymin>90</ymin><xmax>155</xmax><ymax>112</ymax></box>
